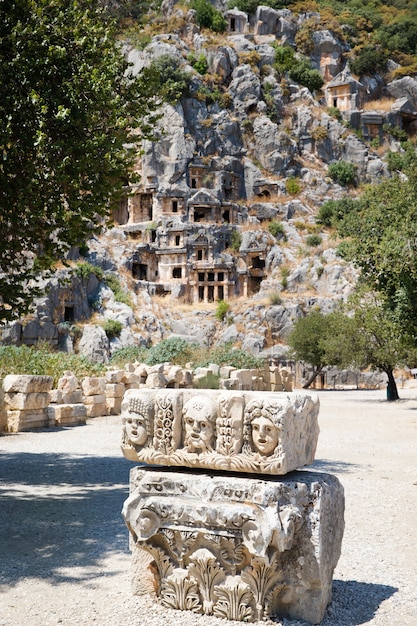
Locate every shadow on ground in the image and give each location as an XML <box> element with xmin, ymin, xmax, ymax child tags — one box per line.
<box><xmin>311</xmin><ymin>458</ymin><xmax>363</xmax><ymax>473</ymax></box>
<box><xmin>272</xmin><ymin>579</ymin><xmax>398</xmax><ymax>626</ymax></box>
<box><xmin>321</xmin><ymin>579</ymin><xmax>398</xmax><ymax>626</ymax></box>
<box><xmin>0</xmin><ymin>451</ymin><xmax>136</xmax><ymax>588</ymax></box>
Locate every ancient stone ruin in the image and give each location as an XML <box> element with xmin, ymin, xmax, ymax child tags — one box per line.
<box><xmin>121</xmin><ymin>389</ymin><xmax>344</xmax><ymax>624</ymax></box>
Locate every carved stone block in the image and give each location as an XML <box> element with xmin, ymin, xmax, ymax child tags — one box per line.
<box><xmin>122</xmin><ymin>468</ymin><xmax>344</xmax><ymax>624</ymax></box>
<box><xmin>121</xmin><ymin>389</ymin><xmax>319</xmax><ymax>475</ymax></box>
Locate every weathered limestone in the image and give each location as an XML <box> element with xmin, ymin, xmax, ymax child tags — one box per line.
<box><xmin>81</xmin><ymin>376</ymin><xmax>107</xmax><ymax>418</ymax></box>
<box><xmin>3</xmin><ymin>375</ymin><xmax>53</xmax><ymax>432</ymax></box>
<box><xmin>121</xmin><ymin>387</ymin><xmax>343</xmax><ymax>624</ymax></box>
<box><xmin>121</xmin><ymin>389</ymin><xmax>319</xmax><ymax>475</ymax></box>
<box><xmin>123</xmin><ymin>468</ymin><xmax>344</xmax><ymax>624</ymax></box>
<box><xmin>48</xmin><ymin>372</ymin><xmax>86</xmax><ymax>427</ymax></box>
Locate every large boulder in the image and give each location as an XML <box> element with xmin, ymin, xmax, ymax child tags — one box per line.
<box><xmin>78</xmin><ymin>325</ymin><xmax>109</xmax><ymax>364</ymax></box>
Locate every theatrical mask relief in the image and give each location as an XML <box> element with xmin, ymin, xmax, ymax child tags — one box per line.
<box><xmin>121</xmin><ymin>389</ymin><xmax>320</xmax><ymax>475</ymax></box>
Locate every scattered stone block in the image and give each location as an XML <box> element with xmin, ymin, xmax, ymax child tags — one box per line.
<box><xmin>106</xmin><ymin>370</ymin><xmax>124</xmax><ymax>384</ymax></box>
<box><xmin>81</xmin><ymin>377</ymin><xmax>106</xmax><ymax>397</ymax></box>
<box><xmin>85</xmin><ymin>403</ymin><xmax>107</xmax><ymax>418</ymax></box>
<box><xmin>3</xmin><ymin>374</ymin><xmax>53</xmax><ymax>394</ymax></box>
<box><xmin>105</xmin><ymin>383</ymin><xmax>125</xmax><ymax>398</ymax></box>
<box><xmin>47</xmin><ymin>404</ymin><xmax>87</xmax><ymax>427</ymax></box>
<box><xmin>7</xmin><ymin>409</ymin><xmax>49</xmax><ymax>432</ymax></box>
<box><xmin>4</xmin><ymin>392</ymin><xmax>50</xmax><ymax>411</ymax></box>
<box><xmin>106</xmin><ymin>397</ymin><xmax>123</xmax><ymax>415</ymax></box>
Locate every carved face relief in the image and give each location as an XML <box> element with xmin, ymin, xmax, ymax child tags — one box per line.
<box><xmin>122</xmin><ymin>393</ymin><xmax>154</xmax><ymax>449</ymax></box>
<box><xmin>183</xmin><ymin>397</ymin><xmax>216</xmax><ymax>454</ymax></box>
<box><xmin>125</xmin><ymin>414</ymin><xmax>148</xmax><ymax>447</ymax></box>
<box><xmin>251</xmin><ymin>416</ymin><xmax>279</xmax><ymax>456</ymax></box>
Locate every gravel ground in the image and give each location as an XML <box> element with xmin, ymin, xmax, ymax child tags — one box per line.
<box><xmin>0</xmin><ymin>387</ymin><xmax>416</xmax><ymax>626</ymax></box>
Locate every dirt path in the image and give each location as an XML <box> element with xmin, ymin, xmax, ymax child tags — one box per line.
<box><xmin>0</xmin><ymin>388</ymin><xmax>416</xmax><ymax>626</ymax></box>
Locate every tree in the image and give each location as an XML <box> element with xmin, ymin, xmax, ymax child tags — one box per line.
<box><xmin>288</xmin><ymin>304</ymin><xmax>411</xmax><ymax>399</ymax></box>
<box><xmin>288</xmin><ymin>310</ymin><xmax>352</xmax><ymax>388</ymax></box>
<box><xmin>0</xmin><ymin>0</ymin><xmax>159</xmax><ymax>320</ymax></box>
<box><xmin>337</xmin><ymin>155</ymin><xmax>417</xmax><ymax>338</ymax></box>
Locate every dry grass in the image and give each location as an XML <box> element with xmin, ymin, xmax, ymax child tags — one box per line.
<box><xmin>362</xmin><ymin>97</ymin><xmax>395</xmax><ymax>112</ymax></box>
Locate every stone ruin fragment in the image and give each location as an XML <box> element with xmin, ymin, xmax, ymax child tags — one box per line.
<box><xmin>121</xmin><ymin>389</ymin><xmax>344</xmax><ymax>624</ymax></box>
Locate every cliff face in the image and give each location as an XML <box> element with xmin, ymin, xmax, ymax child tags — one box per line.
<box><xmin>7</xmin><ymin>5</ymin><xmax>417</xmax><ymax>359</ymax></box>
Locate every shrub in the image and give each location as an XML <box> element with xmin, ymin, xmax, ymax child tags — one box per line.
<box><xmin>73</xmin><ymin>262</ymin><xmax>104</xmax><ymax>281</ymax></box>
<box><xmin>285</xmin><ymin>177</ymin><xmax>301</xmax><ymax>195</ymax></box>
<box><xmin>269</xmin><ymin>291</ymin><xmax>283</xmax><ymax>305</ymax></box>
<box><xmin>145</xmin><ymin>337</ymin><xmax>197</xmax><ymax>367</ymax></box>
<box><xmin>188</xmin><ymin>52</ymin><xmax>208</xmax><ymax>75</ymax></box>
<box><xmin>317</xmin><ymin>197</ymin><xmax>358</xmax><ymax>227</ymax></box>
<box><xmin>102</xmin><ymin>319</ymin><xmax>123</xmax><ymax>338</ymax></box>
<box><xmin>350</xmin><ymin>46</ymin><xmax>388</xmax><ymax>76</ymax></box>
<box><xmin>273</xmin><ymin>44</ymin><xmax>296</xmax><ymax>74</ymax></box>
<box><xmin>191</xmin><ymin>0</ymin><xmax>226</xmax><ymax>32</ymax></box>
<box><xmin>306</xmin><ymin>234</ymin><xmax>322</xmax><ymax>247</ymax></box>
<box><xmin>196</xmin><ymin>343</ymin><xmax>263</xmax><ymax>370</ymax></box>
<box><xmin>193</xmin><ymin>372</ymin><xmax>220</xmax><ymax>389</ymax></box>
<box><xmin>326</xmin><ymin>106</ymin><xmax>342</xmax><ymax>121</ymax></box>
<box><xmin>230</xmin><ymin>229</ymin><xmax>242</xmax><ymax>251</ymax></box>
<box><xmin>110</xmin><ymin>345</ymin><xmax>148</xmax><ymax>366</ymax></box>
<box><xmin>215</xmin><ymin>299</ymin><xmax>230</xmax><ymax>321</ymax></box>
<box><xmin>310</xmin><ymin>125</ymin><xmax>328</xmax><ymax>141</ymax></box>
<box><xmin>288</xmin><ymin>58</ymin><xmax>324</xmax><ymax>92</ymax></box>
<box><xmin>268</xmin><ymin>220</ymin><xmax>287</xmax><ymax>240</ymax></box>
<box><xmin>0</xmin><ymin>344</ymin><xmax>104</xmax><ymax>386</ymax></box>
<box><xmin>104</xmin><ymin>273</ymin><xmax>132</xmax><ymax>306</ymax></box>
<box><xmin>148</xmin><ymin>54</ymin><xmax>191</xmax><ymax>102</ymax></box>
<box><xmin>328</xmin><ymin>161</ymin><xmax>357</xmax><ymax>186</ymax></box>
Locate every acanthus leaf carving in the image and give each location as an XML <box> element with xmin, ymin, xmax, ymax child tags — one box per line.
<box><xmin>188</xmin><ymin>548</ymin><xmax>225</xmax><ymax>615</ymax></box>
<box><xmin>161</xmin><ymin>568</ymin><xmax>201</xmax><ymax>613</ymax></box>
<box><xmin>213</xmin><ymin>576</ymin><xmax>254</xmax><ymax>622</ymax></box>
<box><xmin>241</xmin><ymin>553</ymin><xmax>283</xmax><ymax>621</ymax></box>
<box><xmin>143</xmin><ymin>545</ymin><xmax>173</xmax><ymax>584</ymax></box>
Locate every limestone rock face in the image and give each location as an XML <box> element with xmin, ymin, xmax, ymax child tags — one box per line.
<box><xmin>120</xmin><ymin>388</ymin><xmax>319</xmax><ymax>475</ymax></box>
<box><xmin>123</xmin><ymin>467</ymin><xmax>344</xmax><ymax>624</ymax></box>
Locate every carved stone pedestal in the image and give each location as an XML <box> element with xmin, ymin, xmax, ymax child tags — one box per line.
<box><xmin>122</xmin><ymin>467</ymin><xmax>344</xmax><ymax>624</ymax></box>
<box><xmin>121</xmin><ymin>389</ymin><xmax>344</xmax><ymax>624</ymax></box>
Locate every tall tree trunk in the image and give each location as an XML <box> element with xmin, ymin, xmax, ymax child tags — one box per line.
<box><xmin>302</xmin><ymin>367</ymin><xmax>322</xmax><ymax>389</ymax></box>
<box><xmin>386</xmin><ymin>368</ymin><xmax>400</xmax><ymax>401</ymax></box>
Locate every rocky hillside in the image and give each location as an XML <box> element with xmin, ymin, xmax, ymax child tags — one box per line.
<box><xmin>5</xmin><ymin>2</ymin><xmax>417</xmax><ymax>362</ymax></box>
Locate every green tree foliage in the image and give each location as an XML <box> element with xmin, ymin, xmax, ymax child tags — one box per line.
<box><xmin>337</xmin><ymin>166</ymin><xmax>417</xmax><ymax>337</ymax></box>
<box><xmin>0</xmin><ymin>0</ymin><xmax>158</xmax><ymax>321</ymax></box>
<box><xmin>191</xmin><ymin>0</ymin><xmax>226</xmax><ymax>32</ymax></box>
<box><xmin>288</xmin><ymin>305</ymin><xmax>407</xmax><ymax>399</ymax></box>
<box><xmin>145</xmin><ymin>337</ymin><xmax>198</xmax><ymax>366</ymax></box>
<box><xmin>146</xmin><ymin>54</ymin><xmax>192</xmax><ymax>102</ymax></box>
<box><xmin>317</xmin><ymin>197</ymin><xmax>358</xmax><ymax>227</ymax></box>
<box><xmin>288</xmin><ymin>310</ymin><xmax>346</xmax><ymax>388</ymax></box>
<box><xmin>350</xmin><ymin>46</ymin><xmax>388</xmax><ymax>76</ymax></box>
<box><xmin>288</xmin><ymin>58</ymin><xmax>324</xmax><ymax>92</ymax></box>
<box><xmin>328</xmin><ymin>161</ymin><xmax>357</xmax><ymax>186</ymax></box>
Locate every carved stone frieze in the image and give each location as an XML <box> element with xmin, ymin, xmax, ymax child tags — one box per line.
<box><xmin>121</xmin><ymin>389</ymin><xmax>319</xmax><ymax>475</ymax></box>
<box><xmin>122</xmin><ymin>467</ymin><xmax>345</xmax><ymax>624</ymax></box>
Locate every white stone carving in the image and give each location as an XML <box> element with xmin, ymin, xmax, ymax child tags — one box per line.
<box><xmin>121</xmin><ymin>389</ymin><xmax>319</xmax><ymax>475</ymax></box>
<box><xmin>124</xmin><ymin>467</ymin><xmax>344</xmax><ymax>624</ymax></box>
